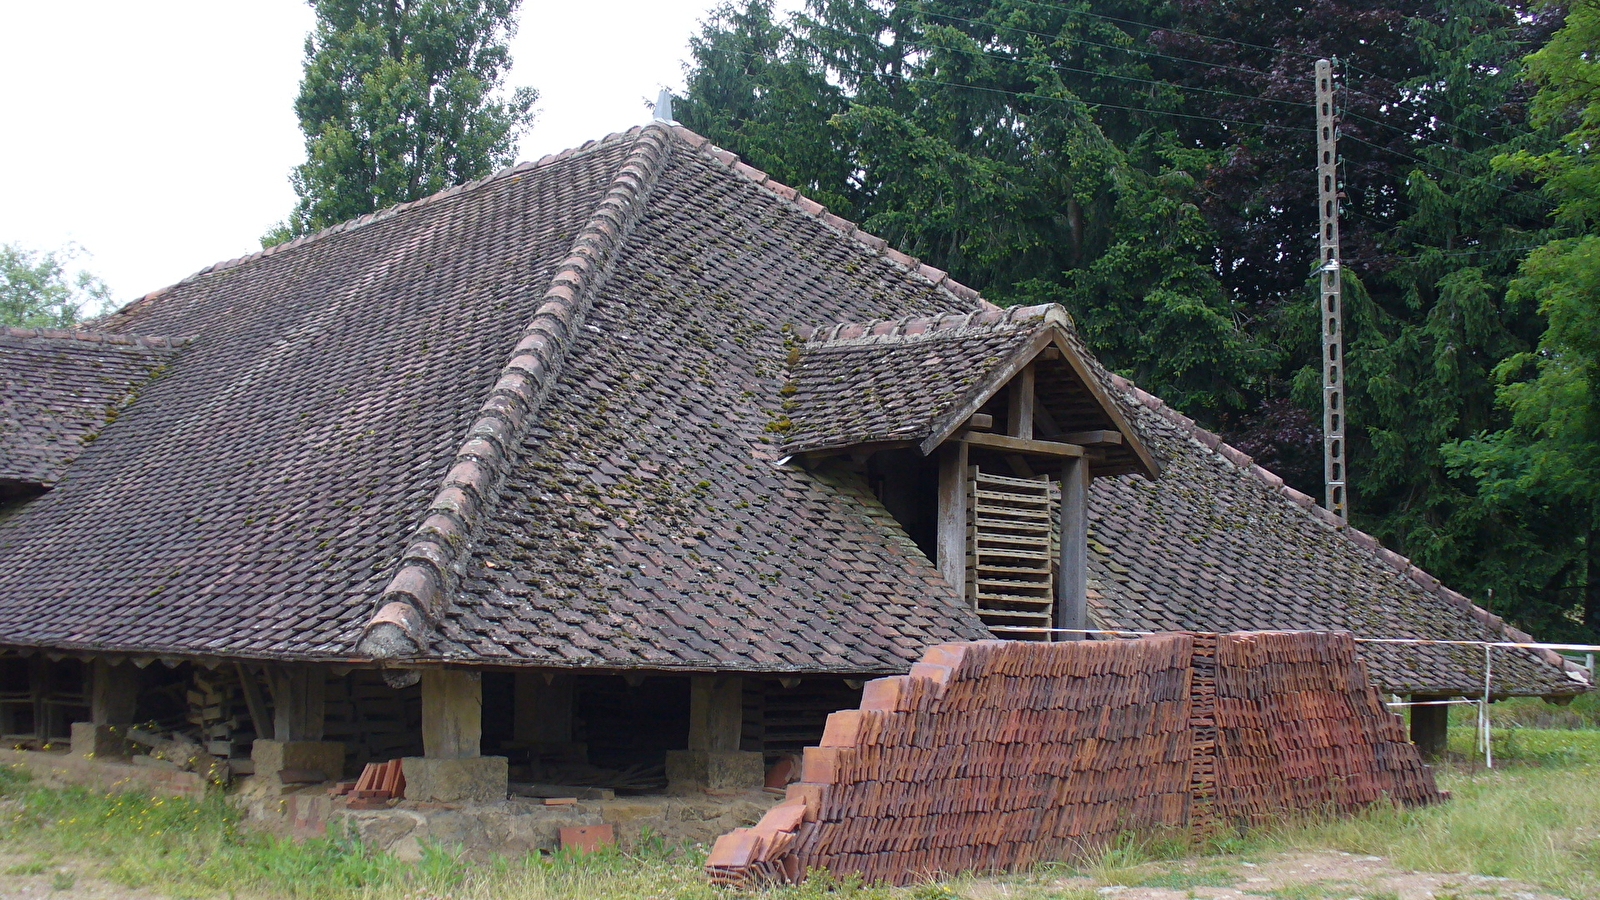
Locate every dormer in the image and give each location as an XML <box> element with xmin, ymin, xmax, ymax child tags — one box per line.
<box><xmin>780</xmin><ymin>304</ymin><xmax>1159</xmax><ymax>638</ymax></box>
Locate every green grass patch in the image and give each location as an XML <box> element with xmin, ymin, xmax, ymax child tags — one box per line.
<box><xmin>3</xmin><ymin>724</ymin><xmax>1599</xmax><ymax>900</ymax></box>
<box><xmin>1244</xmin><ymin>762</ymin><xmax>1600</xmax><ymax>898</ymax></box>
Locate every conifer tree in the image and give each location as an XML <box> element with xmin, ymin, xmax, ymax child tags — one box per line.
<box><xmin>268</xmin><ymin>0</ymin><xmax>537</xmax><ymax>243</ymax></box>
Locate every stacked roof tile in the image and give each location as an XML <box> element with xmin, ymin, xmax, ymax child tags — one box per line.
<box><xmin>0</xmin><ymin>123</ymin><xmax>1584</xmax><ymax>697</ymax></box>
<box><xmin>705</xmin><ymin>632</ymin><xmax>1441</xmax><ymax>887</ymax></box>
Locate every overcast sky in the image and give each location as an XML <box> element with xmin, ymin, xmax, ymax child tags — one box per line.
<box><xmin>0</xmin><ymin>0</ymin><xmax>781</xmax><ymax>308</ymax></box>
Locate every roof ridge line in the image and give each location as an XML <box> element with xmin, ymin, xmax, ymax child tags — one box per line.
<box><xmin>2</xmin><ymin>325</ymin><xmax>191</xmax><ymax>349</ymax></box>
<box><xmin>95</xmin><ymin>127</ymin><xmax>654</xmax><ymax>330</ymax></box>
<box><xmin>670</xmin><ymin>125</ymin><xmax>1001</xmax><ymax>316</ymax></box>
<box><xmin>797</xmin><ymin>303</ymin><xmax>1060</xmax><ymax>346</ymax></box>
<box><xmin>356</xmin><ymin>123</ymin><xmax>677</xmax><ymax>660</ymax></box>
<box><xmin>1105</xmin><ymin>370</ymin><xmax>1588</xmax><ymax>686</ymax></box>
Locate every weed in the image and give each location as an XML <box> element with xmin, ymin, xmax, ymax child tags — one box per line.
<box><xmin>49</xmin><ymin>870</ymin><xmax>75</xmax><ymax>891</ymax></box>
<box><xmin>4</xmin><ymin>859</ymin><xmax>50</xmax><ymax>876</ymax></box>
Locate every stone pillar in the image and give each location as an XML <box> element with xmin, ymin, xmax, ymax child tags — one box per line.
<box><xmin>667</xmin><ymin>674</ymin><xmax>764</xmax><ymax>794</ymax></box>
<box><xmin>253</xmin><ymin>665</ymin><xmax>344</xmax><ymax>783</ymax></box>
<box><xmin>1409</xmin><ymin>695</ymin><xmax>1450</xmax><ymax>761</ymax></box>
<box><xmin>73</xmin><ymin>659</ymin><xmax>140</xmax><ymax>758</ymax></box>
<box><xmin>402</xmin><ymin>669</ymin><xmax>507</xmax><ymax>803</ymax></box>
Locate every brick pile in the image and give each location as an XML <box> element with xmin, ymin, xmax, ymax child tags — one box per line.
<box><xmin>706</xmin><ymin>631</ymin><xmax>1440</xmax><ymax>887</ymax></box>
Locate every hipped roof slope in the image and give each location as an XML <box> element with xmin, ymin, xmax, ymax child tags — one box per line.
<box><xmin>0</xmin><ymin>122</ymin><xmax>1584</xmax><ymax>695</ymax></box>
<box><xmin>0</xmin><ymin>327</ymin><xmax>186</xmax><ymax>490</ymax></box>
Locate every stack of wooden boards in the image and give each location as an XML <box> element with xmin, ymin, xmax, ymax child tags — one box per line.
<box><xmin>705</xmin><ymin>631</ymin><xmax>1441</xmax><ymax>887</ymax></box>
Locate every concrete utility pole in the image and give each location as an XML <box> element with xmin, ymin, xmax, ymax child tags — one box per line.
<box><xmin>1315</xmin><ymin>59</ymin><xmax>1348</xmax><ymax>520</ymax></box>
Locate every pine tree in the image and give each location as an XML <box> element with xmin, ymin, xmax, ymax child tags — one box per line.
<box><xmin>268</xmin><ymin>0</ymin><xmax>537</xmax><ymax>243</ymax></box>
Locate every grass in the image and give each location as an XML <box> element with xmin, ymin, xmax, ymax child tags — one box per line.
<box><xmin>1</xmin><ymin>722</ymin><xmax>1598</xmax><ymax>900</ymax></box>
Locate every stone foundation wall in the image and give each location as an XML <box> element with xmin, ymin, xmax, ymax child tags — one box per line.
<box><xmin>0</xmin><ymin>748</ymin><xmax>206</xmax><ymax>799</ymax></box>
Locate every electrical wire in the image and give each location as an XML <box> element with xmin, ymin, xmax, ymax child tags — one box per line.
<box><xmin>1342</xmin><ymin>133</ymin><xmax>1556</xmax><ymax>209</ymax></box>
<box><xmin>800</xmin><ymin>16</ymin><xmax>1310</xmax><ymax>110</ymax></box>
<box><xmin>692</xmin><ymin>42</ymin><xmax>1309</xmax><ymax>132</ymax></box>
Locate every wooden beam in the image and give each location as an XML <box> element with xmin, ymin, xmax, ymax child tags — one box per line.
<box><xmin>266</xmin><ymin>666</ymin><xmax>326</xmax><ymax>742</ymax></box>
<box><xmin>1008</xmin><ymin>364</ymin><xmax>1035</xmax><ymax>439</ymax></box>
<box><xmin>90</xmin><ymin>659</ymin><xmax>139</xmax><ymax>725</ymax></box>
<box><xmin>235</xmin><ymin>664</ymin><xmax>271</xmax><ymax>742</ymax></box>
<box><xmin>959</xmin><ymin>431</ymin><xmax>1085</xmax><ymax>458</ymax></box>
<box><xmin>421</xmin><ymin>669</ymin><xmax>482</xmax><ymax>759</ymax></box>
<box><xmin>936</xmin><ymin>441</ymin><xmax>970</xmax><ymax>598</ymax></box>
<box><xmin>1056</xmin><ymin>456</ymin><xmax>1089</xmax><ymax>641</ymax></box>
<box><xmin>687</xmin><ymin>675</ymin><xmax>743</xmax><ymax>752</ymax></box>
<box><xmin>1060</xmin><ymin>430</ymin><xmax>1123</xmax><ymax>446</ymax></box>
<box><xmin>964</xmin><ymin>413</ymin><xmax>994</xmax><ymax>432</ymax></box>
<box><xmin>514</xmin><ymin>671</ymin><xmax>573</xmax><ymax>745</ymax></box>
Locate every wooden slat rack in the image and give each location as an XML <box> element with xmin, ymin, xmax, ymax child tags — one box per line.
<box><xmin>965</xmin><ymin>468</ymin><xmax>1057</xmax><ymax>639</ymax></box>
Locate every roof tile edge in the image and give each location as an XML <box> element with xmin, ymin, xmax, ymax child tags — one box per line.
<box><xmin>672</xmin><ymin>125</ymin><xmax>995</xmax><ymax>312</ymax></box>
<box><xmin>354</xmin><ymin>123</ymin><xmax>676</xmax><ymax>661</ymax></box>
<box><xmin>2</xmin><ymin>325</ymin><xmax>191</xmax><ymax>349</ymax></box>
<box><xmin>1103</xmin><ymin>369</ymin><xmax>1589</xmax><ymax>689</ymax></box>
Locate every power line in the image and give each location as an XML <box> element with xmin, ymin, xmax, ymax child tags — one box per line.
<box><xmin>1341</xmin><ymin>133</ymin><xmax>1556</xmax><ymax>210</ymax></box>
<box><xmin>693</xmin><ymin>42</ymin><xmax>1308</xmax><ymax>133</ymax></box>
<box><xmin>800</xmin><ymin>17</ymin><xmax>1308</xmax><ymax>112</ymax></box>
<box><xmin>913</xmin><ymin>7</ymin><xmax>1313</xmax><ymax>83</ymax></box>
<box><xmin>1000</xmin><ymin>0</ymin><xmax>1327</xmax><ymax>63</ymax></box>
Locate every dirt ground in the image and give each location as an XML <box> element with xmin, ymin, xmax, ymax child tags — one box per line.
<box><xmin>0</xmin><ymin>849</ymin><xmax>1578</xmax><ymax>900</ymax></box>
<box><xmin>968</xmin><ymin>850</ymin><xmax>1577</xmax><ymax>900</ymax></box>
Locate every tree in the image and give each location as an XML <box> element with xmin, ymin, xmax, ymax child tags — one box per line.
<box><xmin>1444</xmin><ymin>0</ymin><xmax>1600</xmax><ymax>642</ymax></box>
<box><xmin>268</xmin><ymin>0</ymin><xmax>538</xmax><ymax>244</ymax></box>
<box><xmin>0</xmin><ymin>242</ymin><xmax>111</xmax><ymax>328</ymax></box>
<box><xmin>680</xmin><ymin>0</ymin><xmax>1259</xmax><ymax>418</ymax></box>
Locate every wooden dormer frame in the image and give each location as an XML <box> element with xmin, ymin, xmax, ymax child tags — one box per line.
<box><xmin>915</xmin><ymin>311</ymin><xmax>1161</xmax><ymax>481</ymax></box>
<box><xmin>929</xmin><ymin>320</ymin><xmax>1157</xmax><ymax>641</ymax></box>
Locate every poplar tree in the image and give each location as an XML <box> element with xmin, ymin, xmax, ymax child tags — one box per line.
<box><xmin>268</xmin><ymin>0</ymin><xmax>537</xmax><ymax>244</ymax></box>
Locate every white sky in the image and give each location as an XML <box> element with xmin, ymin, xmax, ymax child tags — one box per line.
<box><xmin>0</xmin><ymin>0</ymin><xmax>783</xmax><ymax>308</ymax></box>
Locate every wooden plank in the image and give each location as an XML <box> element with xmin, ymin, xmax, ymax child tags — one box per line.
<box><xmin>964</xmin><ymin>413</ymin><xmax>994</xmax><ymax>431</ymax></box>
<box><xmin>1007</xmin><ymin>364</ymin><xmax>1035</xmax><ymax>440</ymax></box>
<box><xmin>1059</xmin><ymin>430</ymin><xmax>1123</xmax><ymax>446</ymax></box>
<box><xmin>1056</xmin><ymin>456</ymin><xmax>1089</xmax><ymax>640</ymax></box>
<box><xmin>936</xmin><ymin>443</ymin><xmax>970</xmax><ymax>598</ymax></box>
<box><xmin>960</xmin><ymin>431</ymin><xmax>1084</xmax><ymax>458</ymax></box>
<box><xmin>421</xmin><ymin>669</ymin><xmax>482</xmax><ymax>758</ymax></box>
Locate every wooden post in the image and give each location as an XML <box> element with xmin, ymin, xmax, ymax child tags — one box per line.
<box><xmin>90</xmin><ymin>659</ymin><xmax>139</xmax><ymax>725</ymax></box>
<box><xmin>235</xmin><ymin>664</ymin><xmax>272</xmax><ymax>742</ymax></box>
<box><xmin>937</xmin><ymin>441</ymin><xmax>971</xmax><ymax>600</ymax></box>
<box><xmin>266</xmin><ymin>666</ymin><xmax>327</xmax><ymax>742</ymax></box>
<box><xmin>1409</xmin><ymin>695</ymin><xmax>1450</xmax><ymax>761</ymax></box>
<box><xmin>1056</xmin><ymin>456</ymin><xmax>1089</xmax><ymax>640</ymax></box>
<box><xmin>421</xmin><ymin>669</ymin><xmax>482</xmax><ymax>759</ymax></box>
<box><xmin>1008</xmin><ymin>364</ymin><xmax>1036</xmax><ymax>440</ymax></box>
<box><xmin>513</xmin><ymin>671</ymin><xmax>573</xmax><ymax>745</ymax></box>
<box><xmin>687</xmin><ymin>675</ymin><xmax>743</xmax><ymax>752</ymax></box>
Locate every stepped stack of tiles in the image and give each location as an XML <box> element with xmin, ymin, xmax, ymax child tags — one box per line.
<box><xmin>706</xmin><ymin>632</ymin><xmax>1441</xmax><ymax>887</ymax></box>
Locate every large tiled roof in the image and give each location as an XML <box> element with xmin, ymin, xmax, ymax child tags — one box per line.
<box><xmin>0</xmin><ymin>327</ymin><xmax>185</xmax><ymax>489</ymax></box>
<box><xmin>0</xmin><ymin>123</ymin><xmax>1583</xmax><ymax>696</ymax></box>
<box><xmin>1085</xmin><ymin>378</ymin><xmax>1588</xmax><ymax>696</ymax></box>
<box><xmin>0</xmin><ymin>133</ymin><xmax>642</xmax><ymax>658</ymax></box>
<box><xmin>429</xmin><ymin>132</ymin><xmax>995</xmax><ymax>672</ymax></box>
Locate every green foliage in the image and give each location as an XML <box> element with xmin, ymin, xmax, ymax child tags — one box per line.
<box><xmin>679</xmin><ymin>0</ymin><xmax>1255</xmax><ymax>419</ymax></box>
<box><xmin>682</xmin><ymin>0</ymin><xmax>1600</xmax><ymax>645</ymax></box>
<box><xmin>1441</xmin><ymin>1</ymin><xmax>1600</xmax><ymax>641</ymax></box>
<box><xmin>0</xmin><ymin>242</ymin><xmax>111</xmax><ymax>327</ymax></box>
<box><xmin>270</xmin><ymin>0</ymin><xmax>537</xmax><ymax>243</ymax></box>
